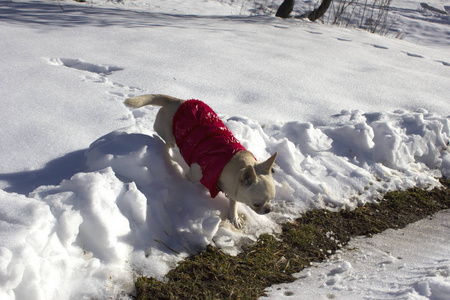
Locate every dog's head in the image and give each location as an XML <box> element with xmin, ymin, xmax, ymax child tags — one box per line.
<box><xmin>235</xmin><ymin>152</ymin><xmax>277</xmax><ymax>214</ymax></box>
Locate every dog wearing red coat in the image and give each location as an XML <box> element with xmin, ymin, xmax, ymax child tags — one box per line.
<box><xmin>124</xmin><ymin>94</ymin><xmax>277</xmax><ymax>228</ymax></box>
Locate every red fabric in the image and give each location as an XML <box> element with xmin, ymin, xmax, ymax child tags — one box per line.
<box><xmin>173</xmin><ymin>100</ymin><xmax>246</xmax><ymax>198</ymax></box>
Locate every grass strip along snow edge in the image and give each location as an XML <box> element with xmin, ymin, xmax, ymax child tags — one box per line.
<box><xmin>135</xmin><ymin>179</ymin><xmax>450</xmax><ymax>299</ymax></box>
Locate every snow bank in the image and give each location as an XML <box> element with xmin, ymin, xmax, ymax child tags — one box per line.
<box><xmin>268</xmin><ymin>109</ymin><xmax>449</xmax><ymax>211</ymax></box>
<box><xmin>0</xmin><ymin>173</ymin><xmax>134</xmax><ymax>300</ymax></box>
<box><xmin>1</xmin><ymin>105</ymin><xmax>448</xmax><ymax>299</ymax></box>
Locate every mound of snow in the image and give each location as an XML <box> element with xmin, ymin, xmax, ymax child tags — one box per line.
<box><xmin>268</xmin><ymin>109</ymin><xmax>449</xmax><ymax>211</ymax></box>
<box><xmin>1</xmin><ymin>105</ymin><xmax>448</xmax><ymax>299</ymax></box>
<box><xmin>0</xmin><ymin>172</ymin><xmax>135</xmax><ymax>299</ymax></box>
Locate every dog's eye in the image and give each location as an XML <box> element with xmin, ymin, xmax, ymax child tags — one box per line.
<box><xmin>271</xmin><ymin>168</ymin><xmax>275</xmax><ymax>174</ymax></box>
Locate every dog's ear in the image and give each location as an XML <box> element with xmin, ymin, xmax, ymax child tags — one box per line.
<box><xmin>258</xmin><ymin>152</ymin><xmax>278</xmax><ymax>174</ymax></box>
<box><xmin>241</xmin><ymin>165</ymin><xmax>257</xmax><ymax>186</ymax></box>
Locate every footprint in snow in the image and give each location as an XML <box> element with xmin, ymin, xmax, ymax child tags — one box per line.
<box><xmin>273</xmin><ymin>25</ymin><xmax>289</xmax><ymax>29</ymax></box>
<box><xmin>402</xmin><ymin>51</ymin><xmax>424</xmax><ymax>58</ymax></box>
<box><xmin>398</xmin><ymin>51</ymin><xmax>448</xmax><ymax>67</ymax></box>
<box><xmin>49</xmin><ymin>57</ymin><xmax>123</xmax><ymax>75</ymax></box>
<box><xmin>366</xmin><ymin>43</ymin><xmax>389</xmax><ymax>50</ymax></box>
<box><xmin>436</xmin><ymin>60</ymin><xmax>450</xmax><ymax>67</ymax></box>
<box><xmin>306</xmin><ymin>30</ymin><xmax>323</xmax><ymax>35</ymax></box>
<box><xmin>337</xmin><ymin>37</ymin><xmax>352</xmax><ymax>42</ymax></box>
<box><xmin>47</xmin><ymin>57</ymin><xmax>147</xmax><ymax>101</ymax></box>
<box><xmin>107</xmin><ymin>82</ymin><xmax>146</xmax><ymax>99</ymax></box>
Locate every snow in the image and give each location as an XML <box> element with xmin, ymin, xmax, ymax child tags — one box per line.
<box><xmin>0</xmin><ymin>0</ymin><xmax>449</xmax><ymax>299</ymax></box>
<box><xmin>263</xmin><ymin>210</ymin><xmax>450</xmax><ymax>299</ymax></box>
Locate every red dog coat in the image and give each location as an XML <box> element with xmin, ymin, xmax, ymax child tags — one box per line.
<box><xmin>172</xmin><ymin>100</ymin><xmax>247</xmax><ymax>198</ymax></box>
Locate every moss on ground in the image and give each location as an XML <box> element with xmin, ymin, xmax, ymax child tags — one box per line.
<box><xmin>135</xmin><ymin>179</ymin><xmax>450</xmax><ymax>300</ymax></box>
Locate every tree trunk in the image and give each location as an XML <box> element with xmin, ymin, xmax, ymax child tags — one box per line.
<box><xmin>276</xmin><ymin>0</ymin><xmax>295</xmax><ymax>18</ymax></box>
<box><xmin>307</xmin><ymin>0</ymin><xmax>332</xmax><ymax>21</ymax></box>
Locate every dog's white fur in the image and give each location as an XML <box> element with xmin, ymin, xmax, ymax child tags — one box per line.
<box><xmin>124</xmin><ymin>94</ymin><xmax>277</xmax><ymax>228</ymax></box>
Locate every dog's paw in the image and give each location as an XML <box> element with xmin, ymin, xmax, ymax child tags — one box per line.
<box><xmin>228</xmin><ymin>199</ymin><xmax>244</xmax><ymax>229</ymax></box>
<box><xmin>230</xmin><ymin>215</ymin><xmax>244</xmax><ymax>229</ymax></box>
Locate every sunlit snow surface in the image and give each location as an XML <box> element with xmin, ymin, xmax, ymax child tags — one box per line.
<box><xmin>0</xmin><ymin>0</ymin><xmax>449</xmax><ymax>299</ymax></box>
<box><xmin>263</xmin><ymin>210</ymin><xmax>450</xmax><ymax>299</ymax></box>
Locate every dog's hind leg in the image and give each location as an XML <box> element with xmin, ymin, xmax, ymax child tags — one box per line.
<box><xmin>153</xmin><ymin>103</ymin><xmax>178</xmax><ymax>148</ymax></box>
<box><xmin>124</xmin><ymin>94</ymin><xmax>185</xmax><ymax>147</ymax></box>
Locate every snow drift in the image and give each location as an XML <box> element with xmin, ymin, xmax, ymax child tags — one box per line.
<box><xmin>1</xmin><ymin>106</ymin><xmax>448</xmax><ymax>299</ymax></box>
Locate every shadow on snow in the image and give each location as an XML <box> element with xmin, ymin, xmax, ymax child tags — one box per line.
<box><xmin>0</xmin><ymin>149</ymin><xmax>87</xmax><ymax>195</ymax></box>
<box><xmin>0</xmin><ymin>0</ymin><xmax>277</xmax><ymax>30</ymax></box>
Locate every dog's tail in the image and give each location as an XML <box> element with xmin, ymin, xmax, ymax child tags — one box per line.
<box><xmin>124</xmin><ymin>94</ymin><xmax>184</xmax><ymax>108</ymax></box>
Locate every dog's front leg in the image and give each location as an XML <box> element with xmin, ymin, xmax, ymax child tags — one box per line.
<box><xmin>228</xmin><ymin>198</ymin><xmax>243</xmax><ymax>229</ymax></box>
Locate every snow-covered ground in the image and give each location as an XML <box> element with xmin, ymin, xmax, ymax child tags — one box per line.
<box><xmin>0</xmin><ymin>0</ymin><xmax>449</xmax><ymax>299</ymax></box>
<box><xmin>264</xmin><ymin>209</ymin><xmax>450</xmax><ymax>299</ymax></box>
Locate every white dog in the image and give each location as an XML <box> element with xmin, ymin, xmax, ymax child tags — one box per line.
<box><xmin>124</xmin><ymin>94</ymin><xmax>277</xmax><ymax>228</ymax></box>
